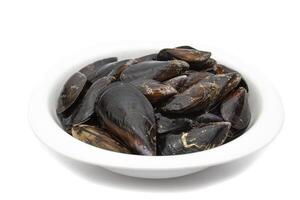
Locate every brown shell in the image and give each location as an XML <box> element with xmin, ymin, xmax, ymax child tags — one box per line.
<box><xmin>120</xmin><ymin>60</ymin><xmax>189</xmax><ymax>82</ymax></box>
<box><xmin>71</xmin><ymin>125</ymin><xmax>130</xmax><ymax>154</ymax></box>
<box><xmin>130</xmin><ymin>79</ymin><xmax>177</xmax><ymax>103</ymax></box>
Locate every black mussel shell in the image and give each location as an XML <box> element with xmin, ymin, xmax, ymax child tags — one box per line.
<box><xmin>135</xmin><ymin>53</ymin><xmax>157</xmax><ymax>62</ymax></box>
<box><xmin>180</xmin><ymin>70</ymin><xmax>213</xmax><ymax>92</ymax></box>
<box><xmin>155</xmin><ymin>113</ymin><xmax>192</xmax><ymax>134</ymax></box>
<box><xmin>72</xmin><ymin>76</ymin><xmax>115</xmax><ymax>125</ymax></box>
<box><xmin>56</xmin><ymin>72</ymin><xmax>87</xmax><ymax>114</ymax></box>
<box><xmin>163</xmin><ymin>75</ymin><xmax>188</xmax><ymax>90</ymax></box>
<box><xmin>90</xmin><ymin>59</ymin><xmax>135</xmax><ymax>82</ymax></box>
<box><xmin>130</xmin><ymin>79</ymin><xmax>177</xmax><ymax>104</ymax></box>
<box><xmin>220</xmin><ymin>87</ymin><xmax>251</xmax><ymax>130</ymax></box>
<box><xmin>79</xmin><ymin>57</ymin><xmax>117</xmax><ymax>82</ymax></box>
<box><xmin>120</xmin><ymin>60</ymin><xmax>189</xmax><ymax>82</ymax></box>
<box><xmin>159</xmin><ymin>122</ymin><xmax>231</xmax><ymax>155</ymax></box>
<box><xmin>195</xmin><ymin>113</ymin><xmax>223</xmax><ymax>124</ymax></box>
<box><xmin>96</xmin><ymin>82</ymin><xmax>156</xmax><ymax>155</ymax></box>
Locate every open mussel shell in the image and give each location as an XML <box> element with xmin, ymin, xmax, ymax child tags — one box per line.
<box><xmin>71</xmin><ymin>125</ymin><xmax>131</xmax><ymax>154</ymax></box>
<box><xmin>220</xmin><ymin>87</ymin><xmax>251</xmax><ymax>130</ymax></box>
<box><xmin>56</xmin><ymin>72</ymin><xmax>87</xmax><ymax>114</ymax></box>
<box><xmin>159</xmin><ymin>122</ymin><xmax>231</xmax><ymax>155</ymax></box>
<box><xmin>130</xmin><ymin>79</ymin><xmax>177</xmax><ymax>104</ymax></box>
<box><xmin>71</xmin><ymin>76</ymin><xmax>115</xmax><ymax>125</ymax></box>
<box><xmin>120</xmin><ymin>60</ymin><xmax>189</xmax><ymax>82</ymax></box>
<box><xmin>79</xmin><ymin>57</ymin><xmax>117</xmax><ymax>82</ymax></box>
<box><xmin>155</xmin><ymin>113</ymin><xmax>192</xmax><ymax>134</ymax></box>
<box><xmin>96</xmin><ymin>82</ymin><xmax>156</xmax><ymax>155</ymax></box>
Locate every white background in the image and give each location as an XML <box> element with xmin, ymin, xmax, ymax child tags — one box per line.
<box><xmin>0</xmin><ymin>0</ymin><xmax>299</xmax><ymax>199</ymax></box>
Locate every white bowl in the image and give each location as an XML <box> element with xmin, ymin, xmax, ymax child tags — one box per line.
<box><xmin>29</xmin><ymin>43</ymin><xmax>284</xmax><ymax>179</ymax></box>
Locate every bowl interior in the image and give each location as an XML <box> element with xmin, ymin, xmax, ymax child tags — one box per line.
<box><xmin>49</xmin><ymin>49</ymin><xmax>262</xmax><ymax>150</ymax></box>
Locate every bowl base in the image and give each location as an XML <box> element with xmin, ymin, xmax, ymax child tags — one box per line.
<box><xmin>106</xmin><ymin>167</ymin><xmax>208</xmax><ymax>179</ymax></box>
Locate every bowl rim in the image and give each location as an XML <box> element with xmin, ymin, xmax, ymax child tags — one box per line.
<box><xmin>28</xmin><ymin>42</ymin><xmax>284</xmax><ymax>170</ymax></box>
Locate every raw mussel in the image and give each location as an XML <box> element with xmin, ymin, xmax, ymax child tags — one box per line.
<box><xmin>56</xmin><ymin>72</ymin><xmax>87</xmax><ymax>114</ymax></box>
<box><xmin>155</xmin><ymin>113</ymin><xmax>192</xmax><ymax>134</ymax></box>
<box><xmin>79</xmin><ymin>57</ymin><xmax>117</xmax><ymax>82</ymax></box>
<box><xmin>96</xmin><ymin>82</ymin><xmax>156</xmax><ymax>155</ymax></box>
<box><xmin>120</xmin><ymin>60</ymin><xmax>189</xmax><ymax>82</ymax></box>
<box><xmin>71</xmin><ymin>76</ymin><xmax>115</xmax><ymax>125</ymax></box>
<box><xmin>157</xmin><ymin>46</ymin><xmax>212</xmax><ymax>70</ymax></box>
<box><xmin>220</xmin><ymin>87</ymin><xmax>251</xmax><ymax>130</ymax></box>
<box><xmin>159</xmin><ymin>122</ymin><xmax>231</xmax><ymax>155</ymax></box>
<box><xmin>130</xmin><ymin>79</ymin><xmax>177</xmax><ymax>104</ymax></box>
<box><xmin>88</xmin><ymin>59</ymin><xmax>135</xmax><ymax>82</ymax></box>
<box><xmin>72</xmin><ymin>124</ymin><xmax>130</xmax><ymax>153</ymax></box>
<box><xmin>162</xmin><ymin>72</ymin><xmax>241</xmax><ymax>114</ymax></box>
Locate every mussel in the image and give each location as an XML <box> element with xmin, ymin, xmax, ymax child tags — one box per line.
<box><xmin>56</xmin><ymin>72</ymin><xmax>87</xmax><ymax>114</ymax></box>
<box><xmin>157</xmin><ymin>47</ymin><xmax>212</xmax><ymax>70</ymax></box>
<box><xmin>159</xmin><ymin>122</ymin><xmax>231</xmax><ymax>155</ymax></box>
<box><xmin>79</xmin><ymin>57</ymin><xmax>118</xmax><ymax>82</ymax></box>
<box><xmin>130</xmin><ymin>79</ymin><xmax>177</xmax><ymax>103</ymax></box>
<box><xmin>220</xmin><ymin>87</ymin><xmax>251</xmax><ymax>130</ymax></box>
<box><xmin>211</xmin><ymin>64</ymin><xmax>249</xmax><ymax>91</ymax></box>
<box><xmin>163</xmin><ymin>75</ymin><xmax>188</xmax><ymax>90</ymax></box>
<box><xmin>96</xmin><ymin>82</ymin><xmax>156</xmax><ymax>155</ymax></box>
<box><xmin>72</xmin><ymin>76</ymin><xmax>115</xmax><ymax>125</ymax></box>
<box><xmin>71</xmin><ymin>125</ymin><xmax>130</xmax><ymax>154</ymax></box>
<box><xmin>195</xmin><ymin>113</ymin><xmax>223</xmax><ymax>124</ymax></box>
<box><xmin>135</xmin><ymin>53</ymin><xmax>157</xmax><ymax>62</ymax></box>
<box><xmin>88</xmin><ymin>59</ymin><xmax>135</xmax><ymax>82</ymax></box>
<box><xmin>155</xmin><ymin>113</ymin><xmax>192</xmax><ymax>134</ymax></box>
<box><xmin>162</xmin><ymin>72</ymin><xmax>241</xmax><ymax>114</ymax></box>
<box><xmin>120</xmin><ymin>60</ymin><xmax>189</xmax><ymax>82</ymax></box>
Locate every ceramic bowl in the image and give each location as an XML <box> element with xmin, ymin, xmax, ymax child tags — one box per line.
<box><xmin>29</xmin><ymin>43</ymin><xmax>284</xmax><ymax>179</ymax></box>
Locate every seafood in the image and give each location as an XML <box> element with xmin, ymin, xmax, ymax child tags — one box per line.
<box><xmin>159</xmin><ymin>122</ymin><xmax>231</xmax><ymax>155</ymax></box>
<box><xmin>79</xmin><ymin>57</ymin><xmax>117</xmax><ymax>82</ymax></box>
<box><xmin>120</xmin><ymin>60</ymin><xmax>189</xmax><ymax>82</ymax></box>
<box><xmin>130</xmin><ymin>79</ymin><xmax>177</xmax><ymax>103</ymax></box>
<box><xmin>220</xmin><ymin>87</ymin><xmax>251</xmax><ymax>130</ymax></box>
<box><xmin>180</xmin><ymin>70</ymin><xmax>213</xmax><ymax>92</ymax></box>
<box><xmin>95</xmin><ymin>82</ymin><xmax>156</xmax><ymax>155</ymax></box>
<box><xmin>157</xmin><ymin>47</ymin><xmax>211</xmax><ymax>63</ymax></box>
<box><xmin>72</xmin><ymin>125</ymin><xmax>130</xmax><ymax>153</ymax></box>
<box><xmin>163</xmin><ymin>75</ymin><xmax>188</xmax><ymax>90</ymax></box>
<box><xmin>57</xmin><ymin>45</ymin><xmax>252</xmax><ymax>156</ymax></box>
<box><xmin>195</xmin><ymin>113</ymin><xmax>223</xmax><ymax>124</ymax></box>
<box><xmin>89</xmin><ymin>59</ymin><xmax>135</xmax><ymax>82</ymax></box>
<box><xmin>162</xmin><ymin>72</ymin><xmax>241</xmax><ymax>114</ymax></box>
<box><xmin>211</xmin><ymin>64</ymin><xmax>249</xmax><ymax>91</ymax></box>
<box><xmin>56</xmin><ymin>72</ymin><xmax>87</xmax><ymax>114</ymax></box>
<box><xmin>155</xmin><ymin>113</ymin><xmax>192</xmax><ymax>134</ymax></box>
<box><xmin>71</xmin><ymin>76</ymin><xmax>115</xmax><ymax>125</ymax></box>
<box><xmin>135</xmin><ymin>53</ymin><xmax>157</xmax><ymax>62</ymax></box>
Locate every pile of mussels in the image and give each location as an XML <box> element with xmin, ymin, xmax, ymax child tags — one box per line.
<box><xmin>56</xmin><ymin>46</ymin><xmax>251</xmax><ymax>156</ymax></box>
